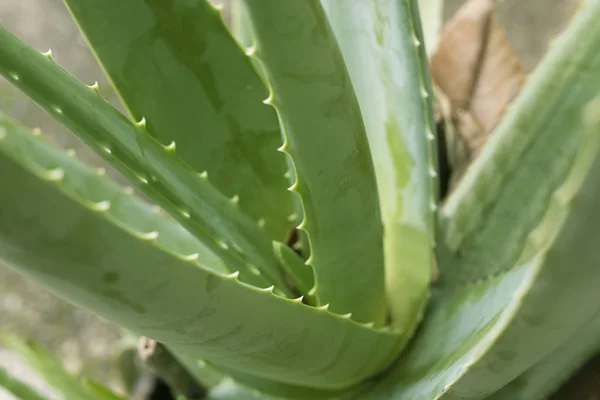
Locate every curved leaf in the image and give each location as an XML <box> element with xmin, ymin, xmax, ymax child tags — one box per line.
<box><xmin>241</xmin><ymin>0</ymin><xmax>387</xmax><ymax>326</ymax></box>
<box><xmin>488</xmin><ymin>308</ymin><xmax>600</xmax><ymax>400</ymax></box>
<box><xmin>0</xmin><ymin>366</ymin><xmax>48</xmax><ymax>400</ymax></box>
<box><xmin>0</xmin><ymin>113</ymin><xmax>402</xmax><ymax>390</ymax></box>
<box><xmin>63</xmin><ymin>0</ymin><xmax>295</xmax><ymax>240</ymax></box>
<box><xmin>351</xmin><ymin>1</ymin><xmax>600</xmax><ymax>397</ymax></box>
<box><xmin>0</xmin><ymin>25</ymin><xmax>291</xmax><ymax>293</ymax></box>
<box><xmin>321</xmin><ymin>0</ymin><xmax>437</xmax><ymax>333</ymax></box>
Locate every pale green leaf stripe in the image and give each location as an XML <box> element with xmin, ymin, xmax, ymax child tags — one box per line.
<box><xmin>351</xmin><ymin>0</ymin><xmax>600</xmax><ymax>395</ymax></box>
<box><xmin>0</xmin><ymin>114</ymin><xmax>230</xmax><ymax>276</ymax></box>
<box><xmin>321</xmin><ymin>0</ymin><xmax>437</xmax><ymax>334</ymax></box>
<box><xmin>63</xmin><ymin>0</ymin><xmax>295</xmax><ymax>240</ymax></box>
<box><xmin>241</xmin><ymin>0</ymin><xmax>387</xmax><ymax>326</ymax></box>
<box><xmin>488</xmin><ymin>307</ymin><xmax>600</xmax><ymax>400</ymax></box>
<box><xmin>0</xmin><ymin>367</ymin><xmax>48</xmax><ymax>400</ymax></box>
<box><xmin>0</xmin><ymin>116</ymin><xmax>401</xmax><ymax>390</ymax></box>
<box><xmin>0</xmin><ymin>24</ymin><xmax>291</xmax><ymax>293</ymax></box>
<box><xmin>2</xmin><ymin>335</ymin><xmax>98</xmax><ymax>400</ymax></box>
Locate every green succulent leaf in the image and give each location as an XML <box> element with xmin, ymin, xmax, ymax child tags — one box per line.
<box><xmin>488</xmin><ymin>308</ymin><xmax>600</xmax><ymax>400</ymax></box>
<box><xmin>0</xmin><ymin>366</ymin><xmax>48</xmax><ymax>400</ymax></box>
<box><xmin>321</xmin><ymin>0</ymin><xmax>438</xmax><ymax>334</ymax></box>
<box><xmin>0</xmin><ymin>24</ymin><xmax>293</xmax><ymax>293</ymax></box>
<box><xmin>80</xmin><ymin>379</ymin><xmax>127</xmax><ymax>400</ymax></box>
<box><xmin>272</xmin><ymin>241</ymin><xmax>315</xmax><ymax>299</ymax></box>
<box><xmin>350</xmin><ymin>2</ymin><xmax>600</xmax><ymax>398</ymax></box>
<box><xmin>1</xmin><ymin>335</ymin><xmax>100</xmax><ymax>400</ymax></box>
<box><xmin>63</xmin><ymin>0</ymin><xmax>295</xmax><ymax>240</ymax></box>
<box><xmin>0</xmin><ymin>112</ymin><xmax>402</xmax><ymax>390</ymax></box>
<box><xmin>418</xmin><ymin>0</ymin><xmax>444</xmax><ymax>54</ymax></box>
<box><xmin>241</xmin><ymin>0</ymin><xmax>387</xmax><ymax>326</ymax></box>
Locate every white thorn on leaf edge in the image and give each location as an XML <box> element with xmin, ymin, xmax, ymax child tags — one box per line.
<box><xmin>318</xmin><ymin>304</ymin><xmax>330</xmax><ymax>311</ymax></box>
<box><xmin>260</xmin><ymin>285</ymin><xmax>275</xmax><ymax>293</ymax></box>
<box><xmin>52</xmin><ymin>106</ymin><xmax>63</xmax><ymax>115</ymax></box>
<box><xmin>263</xmin><ymin>93</ymin><xmax>274</xmax><ymax>105</ymax></box>
<box><xmin>91</xmin><ymin>200</ymin><xmax>111</xmax><ymax>212</ymax></box>
<box><xmin>88</xmin><ymin>81</ymin><xmax>99</xmax><ymax>91</ymax></box>
<box><xmin>9</xmin><ymin>72</ymin><xmax>19</xmax><ymax>81</ymax></box>
<box><xmin>218</xmin><ymin>241</ymin><xmax>229</xmax><ymax>250</ymax></box>
<box><xmin>32</xmin><ymin>128</ymin><xmax>42</xmax><ymax>136</ymax></box>
<box><xmin>136</xmin><ymin>117</ymin><xmax>147</xmax><ymax>128</ymax></box>
<box><xmin>225</xmin><ymin>271</ymin><xmax>240</xmax><ymax>279</ymax></box>
<box><xmin>198</xmin><ymin>171</ymin><xmax>208</xmax><ymax>179</ymax></box>
<box><xmin>164</xmin><ymin>141</ymin><xmax>176</xmax><ymax>151</ymax></box>
<box><xmin>340</xmin><ymin>312</ymin><xmax>352</xmax><ymax>319</ymax></box>
<box><xmin>139</xmin><ymin>231</ymin><xmax>159</xmax><ymax>240</ymax></box>
<box><xmin>229</xmin><ymin>194</ymin><xmax>240</xmax><ymax>204</ymax></box>
<box><xmin>41</xmin><ymin>49</ymin><xmax>53</xmax><ymax>58</ymax></box>
<box><xmin>182</xmin><ymin>253</ymin><xmax>199</xmax><ymax>262</ymax></box>
<box><xmin>292</xmin><ymin>295</ymin><xmax>304</xmax><ymax>303</ymax></box>
<box><xmin>257</xmin><ymin>218</ymin><xmax>266</xmax><ymax>228</ymax></box>
<box><xmin>44</xmin><ymin>168</ymin><xmax>64</xmax><ymax>181</ymax></box>
<box><xmin>245</xmin><ymin>45</ymin><xmax>257</xmax><ymax>56</ymax></box>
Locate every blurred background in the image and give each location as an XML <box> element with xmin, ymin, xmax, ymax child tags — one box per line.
<box><xmin>0</xmin><ymin>0</ymin><xmax>581</xmax><ymax>398</ymax></box>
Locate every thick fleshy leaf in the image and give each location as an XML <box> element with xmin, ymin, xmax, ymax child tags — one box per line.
<box><xmin>488</xmin><ymin>309</ymin><xmax>600</xmax><ymax>400</ymax></box>
<box><xmin>1</xmin><ymin>335</ymin><xmax>99</xmax><ymax>400</ymax></box>
<box><xmin>0</xmin><ymin>25</ymin><xmax>292</xmax><ymax>293</ymax></box>
<box><xmin>350</xmin><ymin>1</ymin><xmax>600</xmax><ymax>398</ymax></box>
<box><xmin>418</xmin><ymin>0</ymin><xmax>445</xmax><ymax>53</ymax></box>
<box><xmin>63</xmin><ymin>0</ymin><xmax>295</xmax><ymax>240</ymax></box>
<box><xmin>241</xmin><ymin>0</ymin><xmax>387</xmax><ymax>326</ymax></box>
<box><xmin>321</xmin><ymin>0</ymin><xmax>437</xmax><ymax>334</ymax></box>
<box><xmin>0</xmin><ymin>113</ymin><xmax>402</xmax><ymax>390</ymax></box>
<box><xmin>0</xmin><ymin>366</ymin><xmax>48</xmax><ymax>400</ymax></box>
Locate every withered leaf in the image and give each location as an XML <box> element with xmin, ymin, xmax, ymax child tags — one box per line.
<box><xmin>430</xmin><ymin>0</ymin><xmax>525</xmax><ymax>161</ymax></box>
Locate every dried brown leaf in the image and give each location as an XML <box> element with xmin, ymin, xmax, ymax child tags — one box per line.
<box><xmin>431</xmin><ymin>0</ymin><xmax>525</xmax><ymax>163</ymax></box>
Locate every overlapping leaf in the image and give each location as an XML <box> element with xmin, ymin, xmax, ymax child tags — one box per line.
<box><xmin>241</xmin><ymin>0</ymin><xmax>387</xmax><ymax>325</ymax></box>
<box><xmin>63</xmin><ymin>0</ymin><xmax>295</xmax><ymax>240</ymax></box>
<box><xmin>0</xmin><ymin>111</ymin><xmax>402</xmax><ymax>390</ymax></box>
<box><xmin>0</xmin><ymin>25</ymin><xmax>291</xmax><ymax>293</ymax></box>
<box><xmin>321</xmin><ymin>0</ymin><xmax>437</xmax><ymax>335</ymax></box>
<box><xmin>350</xmin><ymin>1</ymin><xmax>600</xmax><ymax>398</ymax></box>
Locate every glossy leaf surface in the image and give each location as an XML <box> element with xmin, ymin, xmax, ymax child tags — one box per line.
<box><xmin>242</xmin><ymin>0</ymin><xmax>387</xmax><ymax>325</ymax></box>
<box><xmin>321</xmin><ymin>0</ymin><xmax>437</xmax><ymax>334</ymax></box>
<box><xmin>0</xmin><ymin>25</ymin><xmax>290</xmax><ymax>292</ymax></box>
<box><xmin>63</xmin><ymin>0</ymin><xmax>295</xmax><ymax>240</ymax></box>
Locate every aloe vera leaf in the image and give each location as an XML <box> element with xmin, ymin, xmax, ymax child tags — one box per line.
<box><xmin>321</xmin><ymin>0</ymin><xmax>438</xmax><ymax>333</ymax></box>
<box><xmin>241</xmin><ymin>0</ymin><xmax>387</xmax><ymax>326</ymax></box>
<box><xmin>0</xmin><ymin>367</ymin><xmax>48</xmax><ymax>400</ymax></box>
<box><xmin>0</xmin><ymin>121</ymin><xmax>402</xmax><ymax>390</ymax></box>
<box><xmin>62</xmin><ymin>0</ymin><xmax>295</xmax><ymax>240</ymax></box>
<box><xmin>0</xmin><ymin>114</ymin><xmax>232</xmax><ymax>281</ymax></box>
<box><xmin>0</xmin><ymin>25</ymin><xmax>292</xmax><ymax>293</ymax></box>
<box><xmin>436</xmin><ymin>1</ymin><xmax>600</xmax><ymax>287</ymax></box>
<box><xmin>81</xmin><ymin>379</ymin><xmax>127</xmax><ymax>400</ymax></box>
<box><xmin>350</xmin><ymin>2</ymin><xmax>600</xmax><ymax>396</ymax></box>
<box><xmin>272</xmin><ymin>241</ymin><xmax>314</xmax><ymax>298</ymax></box>
<box><xmin>171</xmin><ymin>341</ymin><xmax>353</xmax><ymax>399</ymax></box>
<box><xmin>487</xmin><ymin>308</ymin><xmax>600</xmax><ymax>400</ymax></box>
<box><xmin>418</xmin><ymin>0</ymin><xmax>444</xmax><ymax>54</ymax></box>
<box><xmin>1</xmin><ymin>335</ymin><xmax>98</xmax><ymax>400</ymax></box>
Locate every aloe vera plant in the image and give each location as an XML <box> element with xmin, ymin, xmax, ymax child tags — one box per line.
<box><xmin>1</xmin><ymin>0</ymin><xmax>600</xmax><ymax>399</ymax></box>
